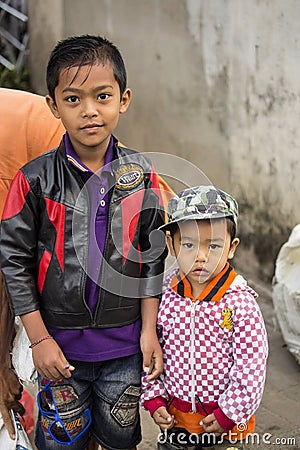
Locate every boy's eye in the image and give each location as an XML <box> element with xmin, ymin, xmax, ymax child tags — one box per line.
<box><xmin>182</xmin><ymin>243</ymin><xmax>193</xmax><ymax>249</ymax></box>
<box><xmin>98</xmin><ymin>93</ymin><xmax>110</xmax><ymax>101</ymax></box>
<box><xmin>66</xmin><ymin>96</ymin><xmax>79</xmax><ymax>103</ymax></box>
<box><xmin>210</xmin><ymin>243</ymin><xmax>221</xmax><ymax>250</ymax></box>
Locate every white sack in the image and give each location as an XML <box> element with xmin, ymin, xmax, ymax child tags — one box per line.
<box><xmin>272</xmin><ymin>223</ymin><xmax>300</xmax><ymax>364</ymax></box>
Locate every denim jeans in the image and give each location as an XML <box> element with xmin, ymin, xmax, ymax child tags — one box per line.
<box><xmin>35</xmin><ymin>353</ymin><xmax>142</xmax><ymax>450</ymax></box>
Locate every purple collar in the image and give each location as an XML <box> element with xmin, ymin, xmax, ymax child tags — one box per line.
<box><xmin>64</xmin><ymin>132</ymin><xmax>115</xmax><ymax>173</ymax></box>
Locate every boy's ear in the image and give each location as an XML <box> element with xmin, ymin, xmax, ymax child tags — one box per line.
<box><xmin>119</xmin><ymin>88</ymin><xmax>132</xmax><ymax>114</ymax></box>
<box><xmin>46</xmin><ymin>95</ymin><xmax>61</xmax><ymax>119</ymax></box>
<box><xmin>228</xmin><ymin>237</ymin><xmax>240</xmax><ymax>260</ymax></box>
<box><xmin>167</xmin><ymin>234</ymin><xmax>176</xmax><ymax>256</ymax></box>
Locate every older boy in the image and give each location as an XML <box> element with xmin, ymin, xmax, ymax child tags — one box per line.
<box><xmin>141</xmin><ymin>185</ymin><xmax>268</xmax><ymax>449</ymax></box>
<box><xmin>1</xmin><ymin>35</ymin><xmax>168</xmax><ymax>450</ymax></box>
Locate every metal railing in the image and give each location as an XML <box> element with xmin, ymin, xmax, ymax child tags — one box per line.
<box><xmin>0</xmin><ymin>0</ymin><xmax>28</xmax><ymax>73</ymax></box>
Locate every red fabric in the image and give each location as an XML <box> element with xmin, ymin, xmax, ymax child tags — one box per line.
<box><xmin>1</xmin><ymin>171</ymin><xmax>30</xmax><ymax>220</ymax></box>
<box><xmin>121</xmin><ymin>190</ymin><xmax>144</xmax><ymax>263</ymax></box>
<box><xmin>19</xmin><ymin>390</ymin><xmax>35</xmax><ymax>436</ymax></box>
<box><xmin>143</xmin><ymin>397</ymin><xmax>167</xmax><ymax>416</ymax></box>
<box><xmin>0</xmin><ymin>88</ymin><xmax>65</xmax><ymax>217</ymax></box>
<box><xmin>213</xmin><ymin>407</ymin><xmax>235</xmax><ymax>430</ymax></box>
<box><xmin>37</xmin><ymin>250</ymin><xmax>52</xmax><ymax>293</ymax></box>
<box><xmin>44</xmin><ymin>198</ymin><xmax>65</xmax><ymax>271</ymax></box>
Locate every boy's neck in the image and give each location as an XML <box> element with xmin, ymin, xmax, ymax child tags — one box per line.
<box><xmin>65</xmin><ymin>132</ymin><xmax>113</xmax><ymax>172</ymax></box>
<box><xmin>191</xmin><ymin>283</ymin><xmax>205</xmax><ymax>299</ymax></box>
<box><xmin>78</xmin><ymin>151</ymin><xmax>106</xmax><ymax>172</ymax></box>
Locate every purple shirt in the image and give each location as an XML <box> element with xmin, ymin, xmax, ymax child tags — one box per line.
<box><xmin>49</xmin><ymin>133</ymin><xmax>141</xmax><ymax>362</ymax></box>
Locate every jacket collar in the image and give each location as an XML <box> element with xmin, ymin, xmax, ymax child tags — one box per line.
<box><xmin>170</xmin><ymin>262</ymin><xmax>237</xmax><ymax>303</ymax></box>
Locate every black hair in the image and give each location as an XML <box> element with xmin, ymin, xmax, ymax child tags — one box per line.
<box><xmin>226</xmin><ymin>218</ymin><xmax>236</xmax><ymax>242</ymax></box>
<box><xmin>168</xmin><ymin>217</ymin><xmax>237</xmax><ymax>246</ymax></box>
<box><xmin>46</xmin><ymin>34</ymin><xmax>127</xmax><ymax>102</ymax></box>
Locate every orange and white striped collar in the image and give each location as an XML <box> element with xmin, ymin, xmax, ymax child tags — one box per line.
<box><xmin>170</xmin><ymin>262</ymin><xmax>237</xmax><ymax>303</ymax></box>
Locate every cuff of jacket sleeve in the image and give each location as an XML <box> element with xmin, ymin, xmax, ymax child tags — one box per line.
<box><xmin>143</xmin><ymin>397</ymin><xmax>168</xmax><ymax>416</ymax></box>
<box><xmin>213</xmin><ymin>407</ymin><xmax>235</xmax><ymax>431</ymax></box>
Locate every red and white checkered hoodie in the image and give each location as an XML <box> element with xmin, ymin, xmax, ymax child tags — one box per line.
<box><xmin>141</xmin><ymin>266</ymin><xmax>268</xmax><ymax>427</ymax></box>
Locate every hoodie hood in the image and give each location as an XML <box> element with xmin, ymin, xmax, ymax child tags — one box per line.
<box><xmin>225</xmin><ymin>273</ymin><xmax>259</xmax><ymax>299</ymax></box>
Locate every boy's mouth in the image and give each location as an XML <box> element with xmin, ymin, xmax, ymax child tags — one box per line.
<box><xmin>81</xmin><ymin>123</ymin><xmax>102</xmax><ymax>130</ymax></box>
<box><xmin>192</xmin><ymin>267</ymin><xmax>209</xmax><ymax>276</ymax></box>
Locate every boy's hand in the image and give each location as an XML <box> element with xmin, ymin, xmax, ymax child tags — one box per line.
<box><xmin>140</xmin><ymin>331</ymin><xmax>163</xmax><ymax>381</ymax></box>
<box><xmin>0</xmin><ymin>367</ymin><xmax>24</xmax><ymax>439</ymax></box>
<box><xmin>200</xmin><ymin>413</ymin><xmax>226</xmax><ymax>436</ymax></box>
<box><xmin>153</xmin><ymin>406</ymin><xmax>175</xmax><ymax>430</ymax></box>
<box><xmin>140</xmin><ymin>296</ymin><xmax>163</xmax><ymax>381</ymax></box>
<box><xmin>32</xmin><ymin>339</ymin><xmax>75</xmax><ymax>380</ymax></box>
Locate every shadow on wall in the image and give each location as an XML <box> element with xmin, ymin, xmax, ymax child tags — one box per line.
<box><xmin>233</xmin><ymin>196</ymin><xmax>292</xmax><ymax>283</ymax></box>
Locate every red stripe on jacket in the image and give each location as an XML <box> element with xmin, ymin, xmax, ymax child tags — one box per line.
<box><xmin>44</xmin><ymin>198</ymin><xmax>65</xmax><ymax>271</ymax></box>
<box><xmin>37</xmin><ymin>249</ymin><xmax>52</xmax><ymax>293</ymax></box>
<box><xmin>1</xmin><ymin>171</ymin><xmax>30</xmax><ymax>220</ymax></box>
<box><xmin>121</xmin><ymin>190</ymin><xmax>144</xmax><ymax>264</ymax></box>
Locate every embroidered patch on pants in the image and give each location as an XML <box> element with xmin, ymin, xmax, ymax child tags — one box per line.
<box><xmin>110</xmin><ymin>385</ymin><xmax>141</xmax><ymax>427</ymax></box>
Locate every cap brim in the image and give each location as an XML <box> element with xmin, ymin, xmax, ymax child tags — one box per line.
<box><xmin>158</xmin><ymin>212</ymin><xmax>236</xmax><ymax>232</ymax></box>
<box><xmin>158</xmin><ymin>214</ymin><xmax>207</xmax><ymax>232</ymax></box>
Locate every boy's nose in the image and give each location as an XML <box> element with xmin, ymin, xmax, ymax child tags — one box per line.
<box><xmin>195</xmin><ymin>246</ymin><xmax>208</xmax><ymax>262</ymax></box>
<box><xmin>82</xmin><ymin>100</ymin><xmax>98</xmax><ymax>118</ymax></box>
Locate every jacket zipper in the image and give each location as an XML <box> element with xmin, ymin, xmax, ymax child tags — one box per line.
<box><xmin>69</xmin><ymin>166</ymin><xmax>93</xmax><ymax>322</ymax></box>
<box><xmin>81</xmin><ymin>179</ymin><xmax>93</xmax><ymax>322</ymax></box>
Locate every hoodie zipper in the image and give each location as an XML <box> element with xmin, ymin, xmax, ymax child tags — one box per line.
<box><xmin>189</xmin><ymin>300</ymin><xmax>197</xmax><ymax>412</ymax></box>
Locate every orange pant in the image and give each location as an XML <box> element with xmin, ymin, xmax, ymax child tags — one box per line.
<box><xmin>168</xmin><ymin>403</ymin><xmax>255</xmax><ymax>439</ymax></box>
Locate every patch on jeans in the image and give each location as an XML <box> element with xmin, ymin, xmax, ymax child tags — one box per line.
<box><xmin>40</xmin><ymin>383</ymin><xmax>79</xmax><ymax>412</ymax></box>
<box><xmin>110</xmin><ymin>385</ymin><xmax>141</xmax><ymax>427</ymax></box>
<box><xmin>40</xmin><ymin>406</ymin><xmax>91</xmax><ymax>444</ymax></box>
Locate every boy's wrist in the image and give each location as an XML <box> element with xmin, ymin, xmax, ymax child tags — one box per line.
<box><xmin>140</xmin><ymin>326</ymin><xmax>157</xmax><ymax>335</ymax></box>
<box><xmin>29</xmin><ymin>335</ymin><xmax>53</xmax><ymax>348</ymax></box>
<box><xmin>141</xmin><ymin>296</ymin><xmax>160</xmax><ymax>332</ymax></box>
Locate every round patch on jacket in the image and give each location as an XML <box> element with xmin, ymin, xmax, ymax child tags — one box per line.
<box><xmin>115</xmin><ymin>164</ymin><xmax>144</xmax><ymax>190</ymax></box>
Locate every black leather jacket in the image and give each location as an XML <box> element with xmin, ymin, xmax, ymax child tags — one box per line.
<box><xmin>0</xmin><ymin>139</ymin><xmax>167</xmax><ymax>329</ymax></box>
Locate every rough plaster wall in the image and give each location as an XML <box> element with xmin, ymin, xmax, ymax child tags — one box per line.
<box><xmin>27</xmin><ymin>0</ymin><xmax>64</xmax><ymax>94</ymax></box>
<box><xmin>28</xmin><ymin>0</ymin><xmax>300</xmax><ymax>281</ymax></box>
<box><xmin>61</xmin><ymin>0</ymin><xmax>230</xmax><ymax>188</ymax></box>
<box><xmin>208</xmin><ymin>0</ymin><xmax>300</xmax><ymax>279</ymax></box>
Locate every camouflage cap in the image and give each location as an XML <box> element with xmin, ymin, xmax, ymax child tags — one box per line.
<box><xmin>159</xmin><ymin>185</ymin><xmax>238</xmax><ymax>231</ymax></box>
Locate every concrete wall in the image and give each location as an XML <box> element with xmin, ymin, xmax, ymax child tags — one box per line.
<box><xmin>27</xmin><ymin>0</ymin><xmax>300</xmax><ymax>281</ymax></box>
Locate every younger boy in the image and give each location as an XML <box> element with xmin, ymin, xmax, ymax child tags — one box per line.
<box><xmin>1</xmin><ymin>35</ymin><xmax>167</xmax><ymax>450</ymax></box>
<box><xmin>141</xmin><ymin>185</ymin><xmax>268</xmax><ymax>449</ymax></box>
